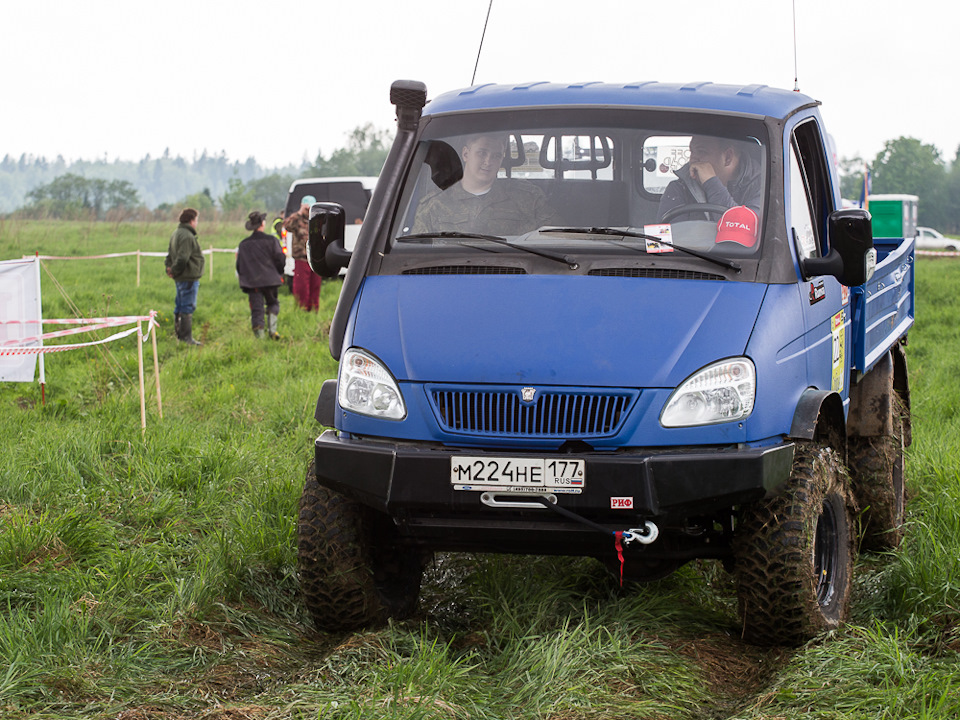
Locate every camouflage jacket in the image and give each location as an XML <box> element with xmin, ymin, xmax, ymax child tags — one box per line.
<box><xmin>282</xmin><ymin>211</ymin><xmax>310</xmax><ymax>260</ymax></box>
<box><xmin>411</xmin><ymin>179</ymin><xmax>556</xmax><ymax>236</ymax></box>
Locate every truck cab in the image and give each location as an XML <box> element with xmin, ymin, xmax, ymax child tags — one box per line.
<box><xmin>298</xmin><ymin>80</ymin><xmax>914</xmax><ymax>646</ymax></box>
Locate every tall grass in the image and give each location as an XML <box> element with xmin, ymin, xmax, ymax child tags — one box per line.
<box><xmin>1</xmin><ymin>221</ymin><xmax>959</xmax><ymax>719</ymax></box>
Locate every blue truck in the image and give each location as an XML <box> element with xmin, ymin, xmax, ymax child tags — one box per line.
<box><xmin>298</xmin><ymin>80</ymin><xmax>915</xmax><ymax>646</ymax></box>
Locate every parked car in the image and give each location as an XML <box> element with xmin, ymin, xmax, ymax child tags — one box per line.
<box><xmin>916</xmin><ymin>226</ymin><xmax>960</xmax><ymax>251</ymax></box>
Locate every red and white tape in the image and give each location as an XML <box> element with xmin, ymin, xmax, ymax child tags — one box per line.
<box><xmin>0</xmin><ymin>312</ymin><xmax>158</xmax><ymax>356</ymax></box>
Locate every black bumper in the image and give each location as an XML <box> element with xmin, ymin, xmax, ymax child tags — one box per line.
<box><xmin>313</xmin><ymin>431</ymin><xmax>795</xmax><ymax>554</ymax></box>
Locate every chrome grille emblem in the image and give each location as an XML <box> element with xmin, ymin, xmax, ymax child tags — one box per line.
<box><xmin>521</xmin><ymin>387</ymin><xmax>537</xmax><ymax>402</ymax></box>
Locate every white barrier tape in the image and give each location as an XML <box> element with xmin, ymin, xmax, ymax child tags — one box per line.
<box><xmin>917</xmin><ymin>250</ymin><xmax>960</xmax><ymax>257</ymax></box>
<box><xmin>3</xmin><ymin>315</ymin><xmax>154</xmax><ymax>327</ymax></box>
<box><xmin>2</xmin><ymin>313</ymin><xmax>158</xmax><ymax>350</ymax></box>
<box><xmin>30</xmin><ymin>251</ymin><xmax>143</xmax><ymax>260</ymax></box>
<box><xmin>47</xmin><ymin>315</ymin><xmax>155</xmax><ymax>325</ymax></box>
<box><xmin>0</xmin><ymin>325</ymin><xmax>142</xmax><ymax>356</ymax></box>
<box><xmin>144</xmin><ymin>249</ymin><xmax>237</xmax><ymax>256</ymax></box>
<box><xmin>4</xmin><ymin>321</ymin><xmax>134</xmax><ymax>346</ymax></box>
<box><xmin>28</xmin><ymin>249</ymin><xmax>238</xmax><ymax>260</ymax></box>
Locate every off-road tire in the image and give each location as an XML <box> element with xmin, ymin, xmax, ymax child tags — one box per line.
<box><xmin>734</xmin><ymin>442</ymin><xmax>856</xmax><ymax>646</ymax></box>
<box><xmin>298</xmin><ymin>462</ymin><xmax>425</xmax><ymax>632</ymax></box>
<box><xmin>849</xmin><ymin>397</ymin><xmax>907</xmax><ymax>551</ymax></box>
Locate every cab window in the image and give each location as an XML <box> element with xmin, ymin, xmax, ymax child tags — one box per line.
<box><xmin>788</xmin><ymin>119</ymin><xmax>834</xmax><ymax>260</ymax></box>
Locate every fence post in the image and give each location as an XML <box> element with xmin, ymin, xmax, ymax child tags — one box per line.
<box><xmin>137</xmin><ymin>320</ymin><xmax>146</xmax><ymax>436</ymax></box>
<box><xmin>151</xmin><ymin>314</ymin><xmax>163</xmax><ymax>420</ymax></box>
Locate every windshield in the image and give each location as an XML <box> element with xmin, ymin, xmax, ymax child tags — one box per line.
<box><xmin>389</xmin><ymin>109</ymin><xmax>767</xmax><ymax>272</ymax></box>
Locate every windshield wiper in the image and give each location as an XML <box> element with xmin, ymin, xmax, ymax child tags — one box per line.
<box><xmin>541</xmin><ymin>227</ymin><xmax>741</xmax><ymax>272</ymax></box>
<box><xmin>400</xmin><ymin>232</ymin><xmax>580</xmax><ymax>270</ymax></box>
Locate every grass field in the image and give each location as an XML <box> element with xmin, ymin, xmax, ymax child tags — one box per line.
<box><xmin>1</xmin><ymin>219</ymin><xmax>959</xmax><ymax>719</ymax></box>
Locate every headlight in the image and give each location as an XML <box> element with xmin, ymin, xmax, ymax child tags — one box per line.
<box><xmin>338</xmin><ymin>348</ymin><xmax>406</xmax><ymax>420</ymax></box>
<box><xmin>660</xmin><ymin>358</ymin><xmax>755</xmax><ymax>428</ymax></box>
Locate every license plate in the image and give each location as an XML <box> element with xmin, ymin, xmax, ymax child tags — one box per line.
<box><xmin>450</xmin><ymin>456</ymin><xmax>585</xmax><ymax>494</ymax></box>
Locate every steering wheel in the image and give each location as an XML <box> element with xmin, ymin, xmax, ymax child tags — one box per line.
<box><xmin>660</xmin><ymin>203</ymin><xmax>728</xmax><ymax>223</ymax></box>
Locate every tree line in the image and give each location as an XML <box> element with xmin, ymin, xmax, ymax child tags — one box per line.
<box><xmin>838</xmin><ymin>136</ymin><xmax>960</xmax><ymax>232</ymax></box>
<box><xmin>1</xmin><ymin>125</ymin><xmax>392</xmax><ymax>220</ymax></box>
<box><xmin>3</xmin><ymin>129</ymin><xmax>959</xmax><ymax>232</ymax></box>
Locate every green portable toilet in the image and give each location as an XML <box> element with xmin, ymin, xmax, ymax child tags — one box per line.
<box><xmin>867</xmin><ymin>194</ymin><xmax>918</xmax><ymax>238</ymax></box>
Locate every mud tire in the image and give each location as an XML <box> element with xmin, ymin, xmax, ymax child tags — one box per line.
<box><xmin>849</xmin><ymin>398</ymin><xmax>907</xmax><ymax>551</ymax></box>
<box><xmin>734</xmin><ymin>442</ymin><xmax>856</xmax><ymax>646</ymax></box>
<box><xmin>298</xmin><ymin>462</ymin><xmax>425</xmax><ymax>632</ymax></box>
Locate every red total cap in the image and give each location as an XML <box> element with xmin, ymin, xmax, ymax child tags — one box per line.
<box><xmin>715</xmin><ymin>205</ymin><xmax>759</xmax><ymax>247</ymax></box>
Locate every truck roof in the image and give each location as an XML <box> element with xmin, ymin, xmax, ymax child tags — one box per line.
<box><xmin>423</xmin><ymin>81</ymin><xmax>819</xmax><ymax>122</ymax></box>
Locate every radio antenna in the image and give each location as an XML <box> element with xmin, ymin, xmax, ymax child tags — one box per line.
<box><xmin>792</xmin><ymin>0</ymin><xmax>800</xmax><ymax>91</ymax></box>
<box><xmin>472</xmin><ymin>0</ymin><xmax>494</xmax><ymax>86</ymax></box>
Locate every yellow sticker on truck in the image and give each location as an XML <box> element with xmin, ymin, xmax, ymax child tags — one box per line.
<box><xmin>831</xmin><ymin>310</ymin><xmax>845</xmax><ymax>393</ymax></box>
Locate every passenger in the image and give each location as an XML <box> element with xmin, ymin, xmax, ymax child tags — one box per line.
<box><xmin>411</xmin><ymin>133</ymin><xmax>556</xmax><ymax>236</ymax></box>
<box><xmin>658</xmin><ymin>135</ymin><xmax>762</xmax><ymax>221</ymax></box>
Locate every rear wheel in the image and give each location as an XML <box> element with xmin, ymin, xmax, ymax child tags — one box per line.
<box><xmin>734</xmin><ymin>442</ymin><xmax>855</xmax><ymax>646</ymax></box>
<box><xmin>849</xmin><ymin>394</ymin><xmax>908</xmax><ymax>551</ymax></box>
<box><xmin>298</xmin><ymin>462</ymin><xmax>425</xmax><ymax>632</ymax></box>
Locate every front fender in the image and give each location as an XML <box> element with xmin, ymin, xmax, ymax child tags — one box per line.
<box><xmin>789</xmin><ymin>388</ymin><xmax>845</xmax><ymax>446</ymax></box>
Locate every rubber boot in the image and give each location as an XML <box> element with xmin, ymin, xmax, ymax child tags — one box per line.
<box><xmin>174</xmin><ymin>313</ymin><xmax>181</xmax><ymax>339</ymax></box>
<box><xmin>253</xmin><ymin>326</ymin><xmax>265</xmax><ymax>339</ymax></box>
<box><xmin>179</xmin><ymin>313</ymin><xmax>202</xmax><ymax>346</ymax></box>
<box><xmin>267</xmin><ymin>312</ymin><xmax>280</xmax><ymax>340</ymax></box>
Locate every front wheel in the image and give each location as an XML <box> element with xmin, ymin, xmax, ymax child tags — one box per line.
<box><xmin>733</xmin><ymin>442</ymin><xmax>856</xmax><ymax>646</ymax></box>
<box><xmin>298</xmin><ymin>462</ymin><xmax>426</xmax><ymax>632</ymax></box>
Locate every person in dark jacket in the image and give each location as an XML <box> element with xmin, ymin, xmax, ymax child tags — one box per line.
<box><xmin>657</xmin><ymin>135</ymin><xmax>762</xmax><ymax>222</ymax></box>
<box><xmin>165</xmin><ymin>207</ymin><xmax>204</xmax><ymax>345</ymax></box>
<box><xmin>237</xmin><ymin>211</ymin><xmax>286</xmax><ymax>339</ymax></box>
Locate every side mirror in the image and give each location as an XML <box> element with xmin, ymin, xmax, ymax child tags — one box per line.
<box><xmin>306</xmin><ymin>202</ymin><xmax>350</xmax><ymax>278</ymax></box>
<box><xmin>801</xmin><ymin>209</ymin><xmax>876</xmax><ymax>287</ymax></box>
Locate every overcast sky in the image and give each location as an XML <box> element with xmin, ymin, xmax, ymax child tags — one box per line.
<box><xmin>4</xmin><ymin>0</ymin><xmax>956</xmax><ymax>169</ymax></box>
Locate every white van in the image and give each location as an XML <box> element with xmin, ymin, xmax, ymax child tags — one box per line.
<box><xmin>280</xmin><ymin>177</ymin><xmax>378</xmax><ymax>279</ymax></box>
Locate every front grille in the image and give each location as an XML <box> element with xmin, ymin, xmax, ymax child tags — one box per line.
<box><xmin>429</xmin><ymin>387</ymin><xmax>636</xmax><ymax>438</ymax></box>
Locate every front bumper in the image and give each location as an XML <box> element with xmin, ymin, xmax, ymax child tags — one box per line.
<box><xmin>313</xmin><ymin>430</ymin><xmax>795</xmax><ymax>555</ymax></box>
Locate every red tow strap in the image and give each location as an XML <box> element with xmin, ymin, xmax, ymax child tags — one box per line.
<box><xmin>614</xmin><ymin>530</ymin><xmax>625</xmax><ymax>587</ymax></box>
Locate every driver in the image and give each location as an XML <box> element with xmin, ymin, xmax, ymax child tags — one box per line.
<box><xmin>657</xmin><ymin>135</ymin><xmax>762</xmax><ymax>222</ymax></box>
<box><xmin>411</xmin><ymin>133</ymin><xmax>556</xmax><ymax>236</ymax></box>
